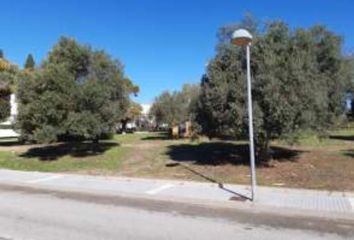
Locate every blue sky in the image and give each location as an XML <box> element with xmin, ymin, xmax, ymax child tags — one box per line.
<box><xmin>1</xmin><ymin>0</ymin><xmax>353</xmax><ymax>104</ymax></box>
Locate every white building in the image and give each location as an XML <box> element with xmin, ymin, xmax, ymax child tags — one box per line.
<box><xmin>1</xmin><ymin>94</ymin><xmax>17</xmax><ymax>125</ymax></box>
<box><xmin>141</xmin><ymin>104</ymin><xmax>151</xmax><ymax>116</ymax></box>
<box><xmin>0</xmin><ymin>94</ymin><xmax>19</xmax><ymax>138</ymax></box>
<box><xmin>134</xmin><ymin>103</ymin><xmax>154</xmax><ymax>131</ymax></box>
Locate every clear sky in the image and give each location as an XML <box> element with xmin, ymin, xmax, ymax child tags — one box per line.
<box><xmin>1</xmin><ymin>0</ymin><xmax>353</xmax><ymax>104</ymax></box>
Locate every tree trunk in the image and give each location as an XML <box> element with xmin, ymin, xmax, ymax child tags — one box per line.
<box><xmin>256</xmin><ymin>134</ymin><xmax>271</xmax><ymax>164</ymax></box>
<box><xmin>258</xmin><ymin>142</ymin><xmax>270</xmax><ymax>162</ymax></box>
<box><xmin>121</xmin><ymin>119</ymin><xmax>128</xmax><ymax>133</ymax></box>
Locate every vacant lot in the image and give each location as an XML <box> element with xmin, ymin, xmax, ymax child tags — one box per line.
<box><xmin>0</xmin><ymin>130</ymin><xmax>353</xmax><ymax>191</ymax></box>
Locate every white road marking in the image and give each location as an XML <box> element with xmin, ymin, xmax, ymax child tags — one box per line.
<box><xmin>26</xmin><ymin>175</ymin><xmax>62</xmax><ymax>184</ymax></box>
<box><xmin>145</xmin><ymin>184</ymin><xmax>174</xmax><ymax>195</ymax></box>
<box><xmin>349</xmin><ymin>197</ymin><xmax>354</xmax><ymax>211</ymax></box>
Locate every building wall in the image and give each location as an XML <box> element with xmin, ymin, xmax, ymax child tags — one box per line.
<box><xmin>0</xmin><ymin>94</ymin><xmax>19</xmax><ymax>137</ymax></box>
<box><xmin>0</xmin><ymin>93</ymin><xmax>17</xmax><ymax>126</ymax></box>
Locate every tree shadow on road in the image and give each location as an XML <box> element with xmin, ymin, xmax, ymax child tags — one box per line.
<box><xmin>166</xmin><ymin>142</ymin><xmax>302</xmax><ymax>167</ymax></box>
<box><xmin>20</xmin><ymin>142</ymin><xmax>119</xmax><ymax>161</ymax></box>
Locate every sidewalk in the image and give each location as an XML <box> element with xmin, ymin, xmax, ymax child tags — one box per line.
<box><xmin>0</xmin><ymin>169</ymin><xmax>353</xmax><ymax>219</ymax></box>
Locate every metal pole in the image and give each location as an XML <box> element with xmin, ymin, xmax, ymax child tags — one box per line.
<box><xmin>246</xmin><ymin>44</ymin><xmax>257</xmax><ymax>201</ymax></box>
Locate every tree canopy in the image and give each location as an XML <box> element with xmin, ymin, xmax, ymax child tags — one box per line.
<box><xmin>196</xmin><ymin>17</ymin><xmax>351</xmax><ymax>160</ymax></box>
<box><xmin>150</xmin><ymin>84</ymin><xmax>200</xmax><ymax>126</ymax></box>
<box><xmin>17</xmin><ymin>37</ymin><xmax>138</xmax><ymax>143</ymax></box>
<box><xmin>125</xmin><ymin>101</ymin><xmax>143</xmax><ymax>120</ymax></box>
<box><xmin>0</xmin><ymin>52</ymin><xmax>18</xmax><ymax>122</ymax></box>
<box><xmin>24</xmin><ymin>54</ymin><xmax>35</xmax><ymax>70</ymax></box>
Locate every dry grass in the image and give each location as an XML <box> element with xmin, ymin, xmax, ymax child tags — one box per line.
<box><xmin>113</xmin><ymin>131</ymin><xmax>354</xmax><ymax>191</ymax></box>
<box><xmin>0</xmin><ymin>130</ymin><xmax>353</xmax><ymax>191</ymax></box>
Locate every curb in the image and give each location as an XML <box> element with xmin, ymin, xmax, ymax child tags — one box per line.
<box><xmin>0</xmin><ymin>181</ymin><xmax>353</xmax><ymax>222</ymax></box>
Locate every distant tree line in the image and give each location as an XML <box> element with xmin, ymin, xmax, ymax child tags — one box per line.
<box><xmin>150</xmin><ymin>84</ymin><xmax>200</xmax><ymax>127</ymax></box>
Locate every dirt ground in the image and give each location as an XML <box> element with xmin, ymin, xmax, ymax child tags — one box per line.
<box><xmin>113</xmin><ymin>134</ymin><xmax>354</xmax><ymax>192</ymax></box>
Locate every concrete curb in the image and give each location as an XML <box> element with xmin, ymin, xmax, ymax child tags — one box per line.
<box><xmin>0</xmin><ymin>181</ymin><xmax>353</xmax><ymax>223</ymax></box>
<box><xmin>0</xmin><ymin>169</ymin><xmax>353</xmax><ymax>221</ymax></box>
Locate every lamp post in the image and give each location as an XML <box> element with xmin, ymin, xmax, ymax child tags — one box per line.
<box><xmin>231</xmin><ymin>29</ymin><xmax>257</xmax><ymax>201</ymax></box>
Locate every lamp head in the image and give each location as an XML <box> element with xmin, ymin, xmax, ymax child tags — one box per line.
<box><xmin>231</xmin><ymin>29</ymin><xmax>253</xmax><ymax>46</ymax></box>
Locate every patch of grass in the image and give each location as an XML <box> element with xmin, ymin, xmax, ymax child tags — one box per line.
<box><xmin>113</xmin><ymin>132</ymin><xmax>157</xmax><ymax>143</ymax></box>
<box><xmin>0</xmin><ymin>131</ymin><xmax>353</xmax><ymax>191</ymax></box>
<box><xmin>115</xmin><ymin>133</ymin><xmax>354</xmax><ymax>191</ymax></box>
<box><xmin>0</xmin><ymin>132</ymin><xmax>183</xmax><ymax>174</ymax></box>
<box><xmin>274</xmin><ymin>129</ymin><xmax>354</xmax><ymax>147</ymax></box>
<box><xmin>331</xmin><ymin>128</ymin><xmax>354</xmax><ymax>136</ymax></box>
<box><xmin>292</xmin><ymin>132</ymin><xmax>331</xmax><ymax>147</ymax></box>
<box><xmin>329</xmin><ymin>128</ymin><xmax>354</xmax><ymax>142</ymax></box>
<box><xmin>0</xmin><ymin>140</ymin><xmax>129</xmax><ymax>173</ymax></box>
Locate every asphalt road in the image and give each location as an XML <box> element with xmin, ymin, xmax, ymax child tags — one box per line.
<box><xmin>0</xmin><ymin>184</ymin><xmax>353</xmax><ymax>240</ymax></box>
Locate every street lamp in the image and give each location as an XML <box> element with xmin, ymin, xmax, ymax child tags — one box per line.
<box><xmin>231</xmin><ymin>29</ymin><xmax>257</xmax><ymax>201</ymax></box>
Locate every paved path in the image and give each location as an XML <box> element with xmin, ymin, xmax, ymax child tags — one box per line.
<box><xmin>0</xmin><ymin>169</ymin><xmax>353</xmax><ymax>220</ymax></box>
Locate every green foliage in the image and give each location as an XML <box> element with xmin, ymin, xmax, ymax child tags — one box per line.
<box><xmin>0</xmin><ymin>49</ymin><xmax>3</xmax><ymax>59</ymax></box>
<box><xmin>197</xmin><ymin>17</ymin><xmax>351</xmax><ymax>161</ymax></box>
<box><xmin>0</xmin><ymin>54</ymin><xmax>18</xmax><ymax>122</ymax></box>
<box><xmin>124</xmin><ymin>101</ymin><xmax>143</xmax><ymax>120</ymax></box>
<box><xmin>17</xmin><ymin>37</ymin><xmax>137</xmax><ymax>143</ymax></box>
<box><xmin>150</xmin><ymin>84</ymin><xmax>200</xmax><ymax>126</ymax></box>
<box><xmin>24</xmin><ymin>54</ymin><xmax>35</xmax><ymax>70</ymax></box>
<box><xmin>0</xmin><ymin>54</ymin><xmax>18</xmax><ymax>88</ymax></box>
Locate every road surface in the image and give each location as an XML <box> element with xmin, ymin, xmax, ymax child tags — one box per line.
<box><xmin>0</xmin><ymin>184</ymin><xmax>353</xmax><ymax>240</ymax></box>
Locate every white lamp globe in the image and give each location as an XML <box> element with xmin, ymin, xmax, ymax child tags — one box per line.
<box><xmin>231</xmin><ymin>29</ymin><xmax>253</xmax><ymax>46</ymax></box>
